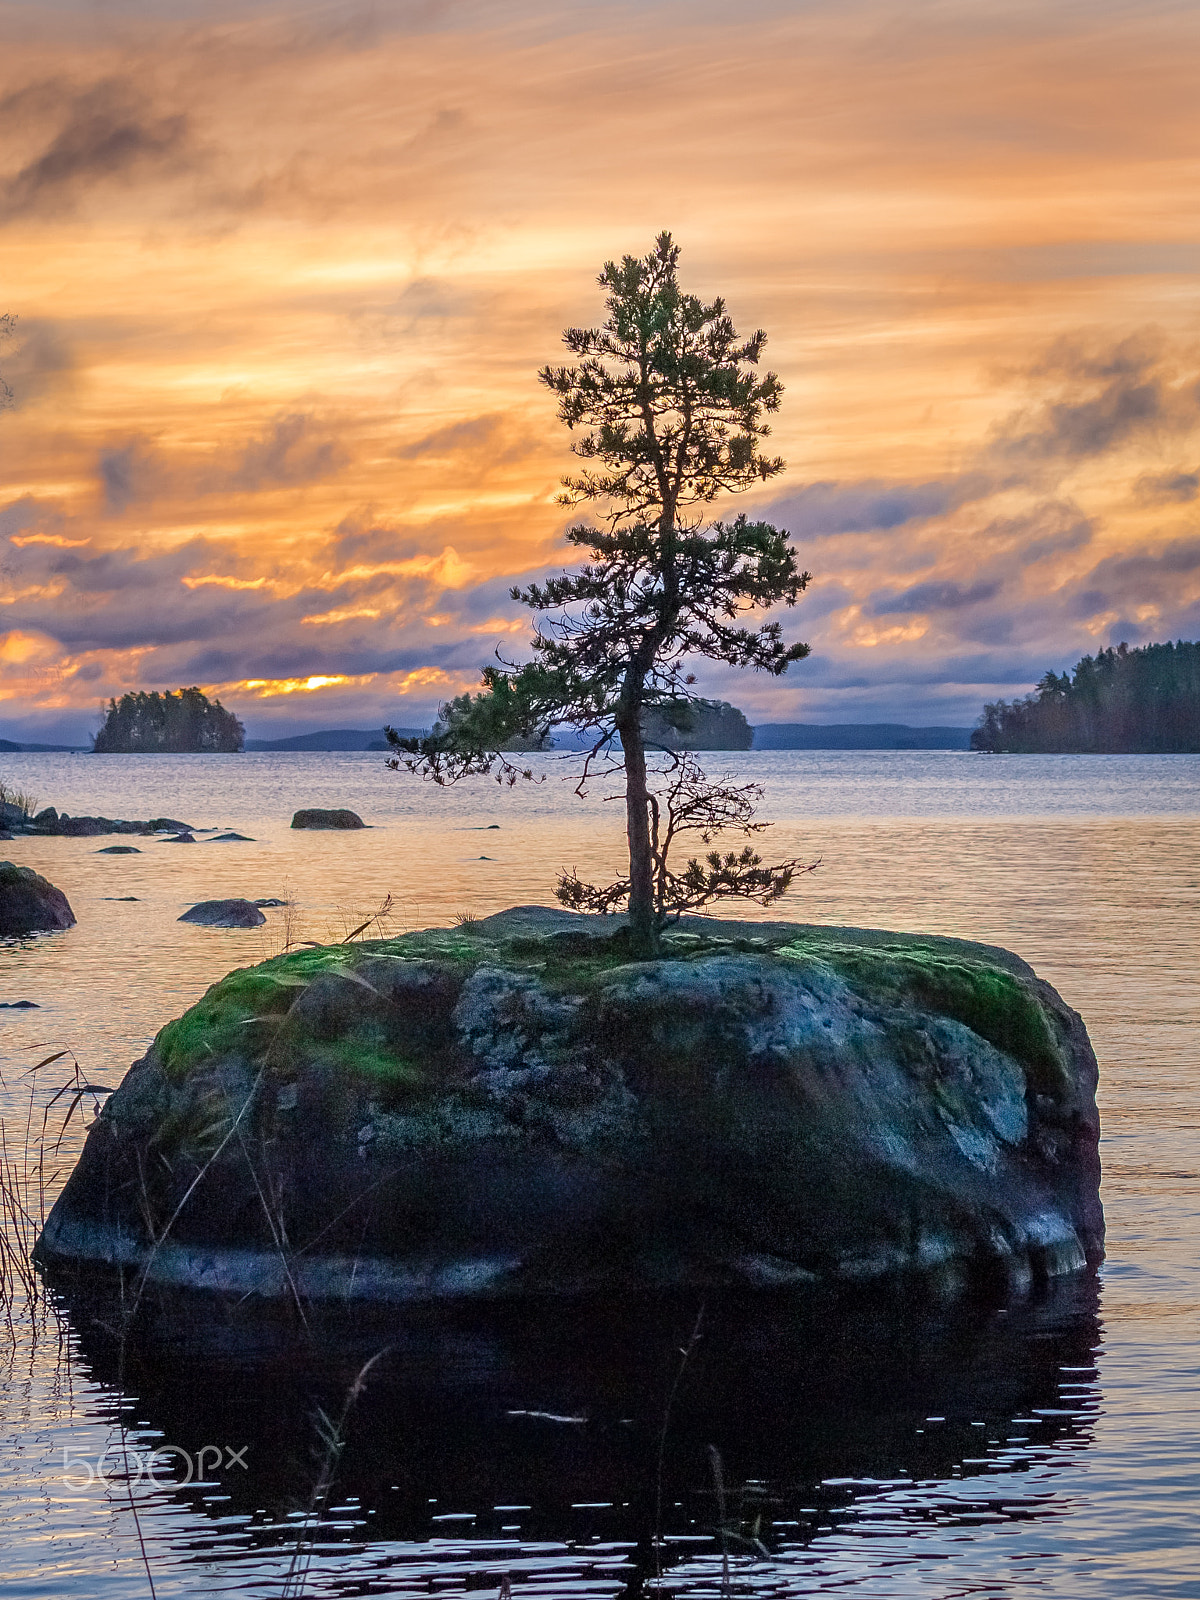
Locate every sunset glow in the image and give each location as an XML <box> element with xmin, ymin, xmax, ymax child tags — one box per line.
<box><xmin>2</xmin><ymin>0</ymin><xmax>1199</xmax><ymax>740</ymax></box>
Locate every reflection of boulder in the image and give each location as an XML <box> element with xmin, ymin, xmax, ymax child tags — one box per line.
<box><xmin>38</xmin><ymin>907</ymin><xmax>1103</xmax><ymax>1305</ymax></box>
<box><xmin>178</xmin><ymin>899</ymin><xmax>267</xmax><ymax>928</ymax></box>
<box><xmin>51</xmin><ymin>1271</ymin><xmax>1101</xmax><ymax>1546</ymax></box>
<box><xmin>0</xmin><ymin>861</ymin><xmax>76</xmax><ymax>935</ymax></box>
<box><xmin>291</xmin><ymin>808</ymin><xmax>365</xmax><ymax>829</ymax></box>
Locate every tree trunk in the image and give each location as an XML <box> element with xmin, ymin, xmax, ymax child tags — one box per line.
<box><xmin>619</xmin><ymin>712</ymin><xmax>659</xmax><ymax>958</ymax></box>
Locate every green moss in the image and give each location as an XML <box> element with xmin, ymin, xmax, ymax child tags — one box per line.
<box><xmin>307</xmin><ymin>1032</ymin><xmax>428</xmax><ymax>1093</ymax></box>
<box><xmin>156</xmin><ymin>945</ymin><xmax>354</xmax><ymax>1078</ymax></box>
<box><xmin>778</xmin><ymin>940</ymin><xmax>1068</xmax><ymax>1095</ymax></box>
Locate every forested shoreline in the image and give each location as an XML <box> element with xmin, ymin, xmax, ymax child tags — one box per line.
<box><xmin>972</xmin><ymin>640</ymin><xmax>1200</xmax><ymax>753</ymax></box>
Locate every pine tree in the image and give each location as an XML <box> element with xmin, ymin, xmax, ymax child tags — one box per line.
<box><xmin>388</xmin><ymin>234</ymin><xmax>812</xmax><ymax>956</ymax></box>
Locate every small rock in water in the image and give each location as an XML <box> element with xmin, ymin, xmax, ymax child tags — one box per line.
<box><xmin>0</xmin><ymin>862</ymin><xmax>76</xmax><ymax>935</ymax></box>
<box><xmin>0</xmin><ymin>999</ymin><xmax>39</xmax><ymax>1009</ymax></box>
<box><xmin>209</xmin><ymin>831</ymin><xmax>255</xmax><ymax>842</ymax></box>
<box><xmin>103</xmin><ymin>896</ymin><xmax>140</xmax><ymax>902</ymax></box>
<box><xmin>163</xmin><ymin>832</ymin><xmax>196</xmax><ymax>844</ymax></box>
<box><xmin>291</xmin><ymin>808</ymin><xmax>365</xmax><ymax>830</ymax></box>
<box><xmin>253</xmin><ymin>897</ymin><xmax>288</xmax><ymax>907</ymax></box>
<box><xmin>97</xmin><ymin>845</ymin><xmax>141</xmax><ymax>854</ymax></box>
<box><xmin>178</xmin><ymin>898</ymin><xmax>266</xmax><ymax>928</ymax></box>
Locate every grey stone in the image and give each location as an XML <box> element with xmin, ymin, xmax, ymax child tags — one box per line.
<box><xmin>0</xmin><ymin>862</ymin><xmax>76</xmax><ymax>936</ymax></box>
<box><xmin>36</xmin><ymin>907</ymin><xmax>1103</xmax><ymax>1305</ymax></box>
<box><xmin>178</xmin><ymin>898</ymin><xmax>267</xmax><ymax>928</ymax></box>
<box><xmin>291</xmin><ymin>808</ymin><xmax>365</xmax><ymax>829</ymax></box>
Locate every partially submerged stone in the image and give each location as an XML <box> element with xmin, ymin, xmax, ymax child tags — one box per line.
<box><xmin>24</xmin><ymin>810</ymin><xmax>194</xmax><ymax>837</ymax></box>
<box><xmin>36</xmin><ymin>906</ymin><xmax>1103</xmax><ymax>1303</ymax></box>
<box><xmin>178</xmin><ymin>898</ymin><xmax>267</xmax><ymax>928</ymax></box>
<box><xmin>0</xmin><ymin>861</ymin><xmax>76</xmax><ymax>936</ymax></box>
<box><xmin>291</xmin><ymin>808</ymin><xmax>365</xmax><ymax>829</ymax></box>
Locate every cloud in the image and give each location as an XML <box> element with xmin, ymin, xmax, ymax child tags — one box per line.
<box><xmin>972</xmin><ymin>502</ymin><xmax>1095</xmax><ymax>562</ymax></box>
<box><xmin>397</xmin><ymin>412</ymin><xmax>532</xmax><ymax>463</ymax></box>
<box><xmin>869</xmin><ymin>579</ymin><xmax>1001</xmax><ymax>616</ymax></box>
<box><xmin>1134</xmin><ymin>467</ymin><xmax>1199</xmax><ymax>505</ymax></box>
<box><xmin>327</xmin><ymin>515</ymin><xmax>421</xmax><ymax>570</ymax></box>
<box><xmin>95</xmin><ymin>412</ymin><xmax>349</xmax><ymax>511</ymax></box>
<box><xmin>0</xmin><ymin>78</ymin><xmax>193</xmax><ymax>221</ymax></box>
<box><xmin>0</xmin><ymin>317</ymin><xmax>73</xmax><ymax>407</ymax></box>
<box><xmin>225</xmin><ymin>412</ymin><xmax>349</xmax><ymax>491</ymax></box>
<box><xmin>97</xmin><ymin>439</ymin><xmax>162</xmax><ymax>514</ymax></box>
<box><xmin>990</xmin><ymin>331</ymin><xmax>1200</xmax><ymax>463</ymax></box>
<box><xmin>768</xmin><ymin>474</ymin><xmax>991</xmax><ymax>539</ymax></box>
<box><xmin>1069</xmin><ymin>536</ymin><xmax>1200</xmax><ymax>614</ymax></box>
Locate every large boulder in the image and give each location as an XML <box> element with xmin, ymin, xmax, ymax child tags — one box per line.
<box><xmin>179</xmin><ymin>899</ymin><xmax>267</xmax><ymax>928</ymax></box>
<box><xmin>291</xmin><ymin>807</ymin><xmax>365</xmax><ymax>829</ymax></box>
<box><xmin>0</xmin><ymin>861</ymin><xmax>76</xmax><ymax>935</ymax></box>
<box><xmin>36</xmin><ymin>907</ymin><xmax>1103</xmax><ymax>1303</ymax></box>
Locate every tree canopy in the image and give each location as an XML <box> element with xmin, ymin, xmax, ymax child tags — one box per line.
<box><xmin>93</xmin><ymin>687</ymin><xmax>245</xmax><ymax>753</ymax></box>
<box><xmin>972</xmin><ymin>640</ymin><xmax>1200</xmax><ymax>753</ymax></box>
<box><xmin>389</xmin><ymin>233</ymin><xmax>812</xmax><ymax>955</ymax></box>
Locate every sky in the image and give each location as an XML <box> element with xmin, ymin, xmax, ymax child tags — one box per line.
<box><xmin>2</xmin><ymin>0</ymin><xmax>1199</xmax><ymax>742</ymax></box>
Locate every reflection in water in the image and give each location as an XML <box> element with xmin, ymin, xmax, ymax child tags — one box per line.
<box><xmin>4</xmin><ymin>752</ymin><xmax>1197</xmax><ymax>1595</ymax></box>
<box><xmin>47</xmin><ymin>1273</ymin><xmax>1102</xmax><ymax>1597</ymax></box>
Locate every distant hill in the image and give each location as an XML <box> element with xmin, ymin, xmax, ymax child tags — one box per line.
<box><xmin>244</xmin><ymin>727</ymin><xmax>427</xmax><ymax>752</ymax></box>
<box><xmin>0</xmin><ymin>738</ymin><xmax>88</xmax><ymax>753</ymax></box>
<box><xmin>753</xmin><ymin>723</ymin><xmax>971</xmax><ymax>750</ymax></box>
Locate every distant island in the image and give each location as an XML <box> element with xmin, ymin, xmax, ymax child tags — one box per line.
<box><xmin>93</xmin><ymin>688</ymin><xmax>245</xmax><ymax>753</ymax></box>
<box><xmin>643</xmin><ymin>699</ymin><xmax>754</xmax><ymax>750</ymax></box>
<box><xmin>972</xmin><ymin>640</ymin><xmax>1200</xmax><ymax>753</ymax></box>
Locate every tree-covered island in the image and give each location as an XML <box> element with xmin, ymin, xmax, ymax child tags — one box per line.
<box><xmin>93</xmin><ymin>687</ymin><xmax>245</xmax><ymax>753</ymax></box>
<box><xmin>972</xmin><ymin>640</ymin><xmax>1200</xmax><ymax>753</ymax></box>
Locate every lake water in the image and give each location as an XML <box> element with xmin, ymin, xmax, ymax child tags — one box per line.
<box><xmin>0</xmin><ymin>749</ymin><xmax>1198</xmax><ymax>1597</ymax></box>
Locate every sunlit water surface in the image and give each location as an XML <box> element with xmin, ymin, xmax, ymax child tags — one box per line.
<box><xmin>0</xmin><ymin>750</ymin><xmax>1197</xmax><ymax>1597</ymax></box>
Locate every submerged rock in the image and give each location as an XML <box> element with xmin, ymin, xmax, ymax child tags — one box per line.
<box><xmin>97</xmin><ymin>845</ymin><xmax>141</xmax><ymax>854</ymax></box>
<box><xmin>178</xmin><ymin>898</ymin><xmax>267</xmax><ymax>928</ymax></box>
<box><xmin>0</xmin><ymin>862</ymin><xmax>76</xmax><ymax>936</ymax></box>
<box><xmin>36</xmin><ymin>906</ymin><xmax>1103</xmax><ymax>1303</ymax></box>
<box><xmin>291</xmin><ymin>808</ymin><xmax>365</xmax><ymax>829</ymax></box>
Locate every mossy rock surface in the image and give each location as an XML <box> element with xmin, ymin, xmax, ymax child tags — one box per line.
<box><xmin>37</xmin><ymin>906</ymin><xmax>1103</xmax><ymax>1303</ymax></box>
